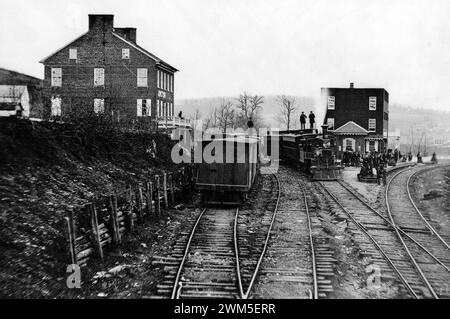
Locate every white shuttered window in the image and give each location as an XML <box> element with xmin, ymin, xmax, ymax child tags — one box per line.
<box><xmin>94</xmin><ymin>98</ymin><xmax>105</xmax><ymax>114</ymax></box>
<box><xmin>137</xmin><ymin>99</ymin><xmax>151</xmax><ymax>117</ymax></box>
<box><xmin>122</xmin><ymin>48</ymin><xmax>130</xmax><ymax>59</ymax></box>
<box><xmin>69</xmin><ymin>48</ymin><xmax>77</xmax><ymax>60</ymax></box>
<box><xmin>368</xmin><ymin>119</ymin><xmax>376</xmax><ymax>131</ymax></box>
<box><xmin>94</xmin><ymin>68</ymin><xmax>105</xmax><ymax>86</ymax></box>
<box><xmin>51</xmin><ymin>96</ymin><xmax>61</xmax><ymax>116</ymax></box>
<box><xmin>51</xmin><ymin>68</ymin><xmax>62</xmax><ymax>87</ymax></box>
<box><xmin>137</xmin><ymin>68</ymin><xmax>148</xmax><ymax>87</ymax></box>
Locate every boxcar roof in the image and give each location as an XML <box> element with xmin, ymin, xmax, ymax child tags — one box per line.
<box><xmin>210</xmin><ymin>136</ymin><xmax>260</xmax><ymax>143</ymax></box>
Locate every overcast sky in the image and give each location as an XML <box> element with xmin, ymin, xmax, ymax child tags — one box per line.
<box><xmin>1</xmin><ymin>0</ymin><xmax>450</xmax><ymax>110</ymax></box>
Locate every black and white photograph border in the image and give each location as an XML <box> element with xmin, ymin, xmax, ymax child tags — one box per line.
<box><xmin>1</xmin><ymin>0</ymin><xmax>450</xmax><ymax>304</ymax></box>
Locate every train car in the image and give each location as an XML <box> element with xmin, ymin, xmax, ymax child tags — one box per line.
<box><xmin>195</xmin><ymin>135</ymin><xmax>259</xmax><ymax>204</ymax></box>
<box><xmin>279</xmin><ymin>128</ymin><xmax>341</xmax><ymax>180</ymax></box>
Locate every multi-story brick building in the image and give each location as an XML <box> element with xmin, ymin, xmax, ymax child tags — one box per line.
<box><xmin>322</xmin><ymin>83</ymin><xmax>389</xmax><ymax>155</ymax></box>
<box><xmin>40</xmin><ymin>14</ymin><xmax>178</xmax><ymax>121</ymax></box>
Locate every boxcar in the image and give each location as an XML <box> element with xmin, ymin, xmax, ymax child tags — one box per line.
<box><xmin>195</xmin><ymin>135</ymin><xmax>259</xmax><ymax>204</ymax></box>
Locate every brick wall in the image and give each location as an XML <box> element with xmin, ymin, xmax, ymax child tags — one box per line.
<box><xmin>323</xmin><ymin>87</ymin><xmax>389</xmax><ymax>136</ymax></box>
<box><xmin>42</xmin><ymin>15</ymin><xmax>175</xmax><ymax>120</ymax></box>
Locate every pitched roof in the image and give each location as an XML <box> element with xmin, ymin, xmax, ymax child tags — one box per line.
<box><xmin>40</xmin><ymin>30</ymin><xmax>178</xmax><ymax>72</ymax></box>
<box><xmin>111</xmin><ymin>32</ymin><xmax>178</xmax><ymax>72</ymax></box>
<box><xmin>39</xmin><ymin>32</ymin><xmax>89</xmax><ymax>64</ymax></box>
<box><xmin>0</xmin><ymin>68</ymin><xmax>42</xmax><ymax>86</ymax></box>
<box><xmin>333</xmin><ymin>121</ymin><xmax>368</xmax><ymax>135</ymax></box>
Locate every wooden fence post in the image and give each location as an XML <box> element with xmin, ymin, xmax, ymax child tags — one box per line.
<box><xmin>65</xmin><ymin>211</ymin><xmax>77</xmax><ymax>265</ymax></box>
<box><xmin>169</xmin><ymin>173</ymin><xmax>175</xmax><ymax>205</ymax></box>
<box><xmin>146</xmin><ymin>181</ymin><xmax>153</xmax><ymax>215</ymax></box>
<box><xmin>127</xmin><ymin>186</ymin><xmax>135</xmax><ymax>231</ymax></box>
<box><xmin>89</xmin><ymin>203</ymin><xmax>104</xmax><ymax>262</ymax></box>
<box><xmin>155</xmin><ymin>175</ymin><xmax>161</xmax><ymax>215</ymax></box>
<box><xmin>112</xmin><ymin>194</ymin><xmax>121</xmax><ymax>244</ymax></box>
<box><xmin>163</xmin><ymin>172</ymin><xmax>168</xmax><ymax>209</ymax></box>
<box><xmin>108</xmin><ymin>195</ymin><xmax>120</xmax><ymax>245</ymax></box>
<box><xmin>138</xmin><ymin>186</ymin><xmax>144</xmax><ymax>222</ymax></box>
<box><xmin>181</xmin><ymin>167</ymin><xmax>185</xmax><ymax>190</ymax></box>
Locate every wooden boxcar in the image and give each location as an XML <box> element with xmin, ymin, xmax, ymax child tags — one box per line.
<box><xmin>195</xmin><ymin>135</ymin><xmax>259</xmax><ymax>204</ymax></box>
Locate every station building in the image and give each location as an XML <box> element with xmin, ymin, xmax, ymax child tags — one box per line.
<box><xmin>322</xmin><ymin>83</ymin><xmax>389</xmax><ymax>155</ymax></box>
<box><xmin>40</xmin><ymin>14</ymin><xmax>178</xmax><ymax>121</ymax></box>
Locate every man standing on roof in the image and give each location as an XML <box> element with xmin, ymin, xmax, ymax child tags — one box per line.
<box><xmin>300</xmin><ymin>112</ymin><xmax>306</xmax><ymax>130</ymax></box>
<box><xmin>309</xmin><ymin>111</ymin><xmax>315</xmax><ymax>129</ymax></box>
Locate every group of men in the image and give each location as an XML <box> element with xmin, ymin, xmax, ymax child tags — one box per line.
<box><xmin>357</xmin><ymin>151</ymin><xmax>389</xmax><ymax>185</ymax></box>
<box><xmin>300</xmin><ymin>111</ymin><xmax>315</xmax><ymax>130</ymax></box>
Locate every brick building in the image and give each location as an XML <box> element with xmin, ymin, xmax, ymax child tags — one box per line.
<box><xmin>40</xmin><ymin>14</ymin><xmax>178</xmax><ymax>121</ymax></box>
<box><xmin>322</xmin><ymin>83</ymin><xmax>389</xmax><ymax>155</ymax></box>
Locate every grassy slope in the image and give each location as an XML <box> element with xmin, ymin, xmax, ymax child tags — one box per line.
<box><xmin>0</xmin><ymin>117</ymin><xmax>177</xmax><ymax>298</ymax></box>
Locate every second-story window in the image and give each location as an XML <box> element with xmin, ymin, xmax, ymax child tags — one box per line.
<box><xmin>327</xmin><ymin>118</ymin><xmax>335</xmax><ymax>130</ymax></box>
<box><xmin>369</xmin><ymin>96</ymin><xmax>377</xmax><ymax>110</ymax></box>
<box><xmin>94</xmin><ymin>68</ymin><xmax>105</xmax><ymax>86</ymax></box>
<box><xmin>327</xmin><ymin>96</ymin><xmax>335</xmax><ymax>110</ymax></box>
<box><xmin>368</xmin><ymin>118</ymin><xmax>376</xmax><ymax>131</ymax></box>
<box><xmin>157</xmin><ymin>70</ymin><xmax>160</xmax><ymax>88</ymax></box>
<box><xmin>69</xmin><ymin>48</ymin><xmax>77</xmax><ymax>60</ymax></box>
<box><xmin>137</xmin><ymin>68</ymin><xmax>148</xmax><ymax>87</ymax></box>
<box><xmin>51</xmin><ymin>68</ymin><xmax>62</xmax><ymax>87</ymax></box>
<box><xmin>122</xmin><ymin>48</ymin><xmax>130</xmax><ymax>59</ymax></box>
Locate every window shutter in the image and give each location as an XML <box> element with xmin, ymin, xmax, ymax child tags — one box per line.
<box><xmin>137</xmin><ymin>68</ymin><xmax>148</xmax><ymax>87</ymax></box>
<box><xmin>122</xmin><ymin>49</ymin><xmax>130</xmax><ymax>59</ymax></box>
<box><xmin>137</xmin><ymin>99</ymin><xmax>142</xmax><ymax>117</ymax></box>
<box><xmin>146</xmin><ymin>99</ymin><xmax>151</xmax><ymax>116</ymax></box>
<box><xmin>69</xmin><ymin>48</ymin><xmax>77</xmax><ymax>60</ymax></box>
<box><xmin>94</xmin><ymin>68</ymin><xmax>104</xmax><ymax>86</ymax></box>
<box><xmin>51</xmin><ymin>68</ymin><xmax>62</xmax><ymax>87</ymax></box>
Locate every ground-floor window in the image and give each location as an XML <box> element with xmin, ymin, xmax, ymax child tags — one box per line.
<box><xmin>137</xmin><ymin>99</ymin><xmax>151</xmax><ymax>117</ymax></box>
<box><xmin>51</xmin><ymin>96</ymin><xmax>61</xmax><ymax>116</ymax></box>
<box><xmin>369</xmin><ymin>140</ymin><xmax>376</xmax><ymax>152</ymax></box>
<box><xmin>344</xmin><ymin>138</ymin><xmax>355</xmax><ymax>151</ymax></box>
<box><xmin>94</xmin><ymin>98</ymin><xmax>105</xmax><ymax>114</ymax></box>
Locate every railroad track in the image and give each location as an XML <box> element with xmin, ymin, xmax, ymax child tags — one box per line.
<box><xmin>386</xmin><ymin>165</ymin><xmax>450</xmax><ymax>298</ymax></box>
<box><xmin>253</xmin><ymin>167</ymin><xmax>333</xmax><ymax>299</ymax></box>
<box><xmin>152</xmin><ymin>173</ymin><xmax>280</xmax><ymax>299</ymax></box>
<box><xmin>317</xmin><ymin>177</ymin><xmax>450</xmax><ymax>298</ymax></box>
<box><xmin>406</xmin><ymin>164</ymin><xmax>450</xmax><ymax>250</ymax></box>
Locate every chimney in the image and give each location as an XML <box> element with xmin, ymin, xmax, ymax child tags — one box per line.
<box><xmin>350</xmin><ymin>82</ymin><xmax>354</xmax><ymax>88</ymax></box>
<box><xmin>115</xmin><ymin>28</ymin><xmax>137</xmax><ymax>43</ymax></box>
<box><xmin>89</xmin><ymin>14</ymin><xmax>114</xmax><ymax>32</ymax></box>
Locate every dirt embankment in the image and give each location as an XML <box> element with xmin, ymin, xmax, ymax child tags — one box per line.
<box><xmin>0</xmin><ymin>117</ymin><xmax>179</xmax><ymax>298</ymax></box>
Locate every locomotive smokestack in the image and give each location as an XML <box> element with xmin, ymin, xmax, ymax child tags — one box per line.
<box><xmin>321</xmin><ymin>124</ymin><xmax>328</xmax><ymax>139</ymax></box>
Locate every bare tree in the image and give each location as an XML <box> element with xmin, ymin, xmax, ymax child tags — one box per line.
<box><xmin>216</xmin><ymin>99</ymin><xmax>235</xmax><ymax>133</ymax></box>
<box><xmin>235</xmin><ymin>92</ymin><xmax>264</xmax><ymax>128</ymax></box>
<box><xmin>204</xmin><ymin>106</ymin><xmax>218</xmax><ymax>130</ymax></box>
<box><xmin>276</xmin><ymin>95</ymin><xmax>297</xmax><ymax>130</ymax></box>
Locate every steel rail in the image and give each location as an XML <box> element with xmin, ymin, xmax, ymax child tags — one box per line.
<box><xmin>337</xmin><ymin>179</ymin><xmax>450</xmax><ymax>272</ymax></box>
<box><xmin>318</xmin><ymin>182</ymin><xmax>420</xmax><ymax>299</ymax></box>
<box><xmin>234</xmin><ymin>174</ymin><xmax>281</xmax><ymax>299</ymax></box>
<box><xmin>386</xmin><ymin>168</ymin><xmax>439</xmax><ymax>299</ymax></box>
<box><xmin>299</xmin><ymin>182</ymin><xmax>319</xmax><ymax>299</ymax></box>
<box><xmin>170</xmin><ymin>208</ymin><xmax>208</xmax><ymax>299</ymax></box>
<box><xmin>406</xmin><ymin>165</ymin><xmax>450</xmax><ymax>250</ymax></box>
